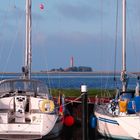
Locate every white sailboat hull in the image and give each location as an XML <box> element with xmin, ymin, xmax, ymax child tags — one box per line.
<box><xmin>95</xmin><ymin>105</ymin><xmax>140</xmax><ymax>139</ymax></box>
<box><xmin>0</xmin><ymin>113</ymin><xmax>63</xmax><ymax>140</ymax></box>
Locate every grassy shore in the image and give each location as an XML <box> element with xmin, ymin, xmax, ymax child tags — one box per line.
<box><xmin>51</xmin><ymin>88</ymin><xmax>116</xmax><ymax>98</ymax></box>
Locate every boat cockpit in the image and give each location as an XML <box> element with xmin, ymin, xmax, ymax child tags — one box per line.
<box><xmin>0</xmin><ymin>79</ymin><xmax>51</xmax><ymax>98</ymax></box>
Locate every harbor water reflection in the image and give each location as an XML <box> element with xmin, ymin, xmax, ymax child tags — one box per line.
<box><xmin>51</xmin><ymin>124</ymin><xmax>95</xmax><ymax>140</ymax></box>
<box><xmin>45</xmin><ymin>124</ymin><xmax>106</xmax><ymax>140</ymax></box>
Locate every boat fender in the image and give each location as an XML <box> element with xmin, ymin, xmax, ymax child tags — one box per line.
<box><xmin>40</xmin><ymin>99</ymin><xmax>55</xmax><ymax>113</ymax></box>
<box><xmin>119</xmin><ymin>100</ymin><xmax>127</xmax><ymax>112</ymax></box>
<box><xmin>90</xmin><ymin>115</ymin><xmax>97</xmax><ymax>128</ymax></box>
<box><xmin>64</xmin><ymin>115</ymin><xmax>75</xmax><ymax>126</ymax></box>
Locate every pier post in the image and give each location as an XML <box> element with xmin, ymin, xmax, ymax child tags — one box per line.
<box><xmin>81</xmin><ymin>85</ymin><xmax>88</xmax><ymax>140</ymax></box>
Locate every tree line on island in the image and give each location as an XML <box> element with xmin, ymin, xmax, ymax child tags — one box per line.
<box><xmin>48</xmin><ymin>66</ymin><xmax>93</xmax><ymax>72</ymax></box>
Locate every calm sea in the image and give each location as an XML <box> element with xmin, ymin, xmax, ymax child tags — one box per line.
<box><xmin>0</xmin><ymin>73</ymin><xmax>137</xmax><ymax>89</ymax></box>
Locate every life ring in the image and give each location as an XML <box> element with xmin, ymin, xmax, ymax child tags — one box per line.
<box><xmin>40</xmin><ymin>99</ymin><xmax>55</xmax><ymax>113</ymax></box>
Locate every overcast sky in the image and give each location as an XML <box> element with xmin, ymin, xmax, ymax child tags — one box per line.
<box><xmin>0</xmin><ymin>0</ymin><xmax>140</xmax><ymax>72</ymax></box>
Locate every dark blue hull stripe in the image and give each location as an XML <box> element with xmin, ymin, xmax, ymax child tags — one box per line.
<box><xmin>98</xmin><ymin>117</ymin><xmax>119</xmax><ymax>125</ymax></box>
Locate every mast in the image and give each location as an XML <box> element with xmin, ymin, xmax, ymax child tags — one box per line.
<box><xmin>22</xmin><ymin>0</ymin><xmax>32</xmax><ymax>79</ymax></box>
<box><xmin>121</xmin><ymin>0</ymin><xmax>127</xmax><ymax>92</ymax></box>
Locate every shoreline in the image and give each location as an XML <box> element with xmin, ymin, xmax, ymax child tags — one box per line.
<box><xmin>0</xmin><ymin>71</ymin><xmax>119</xmax><ymax>78</ymax></box>
<box><xmin>0</xmin><ymin>71</ymin><xmax>122</xmax><ymax>75</ymax></box>
<box><xmin>0</xmin><ymin>71</ymin><xmax>139</xmax><ymax>75</ymax></box>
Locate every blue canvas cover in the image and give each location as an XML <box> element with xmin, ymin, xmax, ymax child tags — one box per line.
<box><xmin>134</xmin><ymin>96</ymin><xmax>140</xmax><ymax>112</ymax></box>
<box><xmin>127</xmin><ymin>101</ymin><xmax>135</xmax><ymax>114</ymax></box>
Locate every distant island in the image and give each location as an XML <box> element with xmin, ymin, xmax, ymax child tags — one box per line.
<box><xmin>41</xmin><ymin>57</ymin><xmax>93</xmax><ymax>72</ymax></box>
<box><xmin>47</xmin><ymin>66</ymin><xmax>93</xmax><ymax>72</ymax></box>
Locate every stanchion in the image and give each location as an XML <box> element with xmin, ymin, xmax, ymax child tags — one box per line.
<box><xmin>81</xmin><ymin>85</ymin><xmax>88</xmax><ymax>140</ymax></box>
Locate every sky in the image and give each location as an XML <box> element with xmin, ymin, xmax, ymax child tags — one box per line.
<box><xmin>0</xmin><ymin>0</ymin><xmax>140</xmax><ymax>72</ymax></box>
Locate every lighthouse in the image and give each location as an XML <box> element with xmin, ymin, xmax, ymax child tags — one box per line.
<box><xmin>70</xmin><ymin>56</ymin><xmax>74</xmax><ymax>67</ymax></box>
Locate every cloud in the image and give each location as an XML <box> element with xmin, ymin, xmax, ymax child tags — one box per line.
<box><xmin>32</xmin><ymin>32</ymin><xmax>47</xmax><ymax>47</ymax></box>
<box><xmin>47</xmin><ymin>32</ymin><xmax>95</xmax><ymax>47</ymax></box>
<box><xmin>56</xmin><ymin>3</ymin><xmax>101</xmax><ymax>22</ymax></box>
<box><xmin>0</xmin><ymin>6</ymin><xmax>43</xmax><ymax>22</ymax></box>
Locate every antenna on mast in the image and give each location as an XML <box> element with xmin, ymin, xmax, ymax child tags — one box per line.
<box><xmin>121</xmin><ymin>0</ymin><xmax>127</xmax><ymax>92</ymax></box>
<box><xmin>22</xmin><ymin>0</ymin><xmax>32</xmax><ymax>79</ymax></box>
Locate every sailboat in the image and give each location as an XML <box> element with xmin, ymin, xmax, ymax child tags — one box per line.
<box><xmin>0</xmin><ymin>0</ymin><xmax>64</xmax><ymax>139</ymax></box>
<box><xmin>95</xmin><ymin>0</ymin><xmax>140</xmax><ymax>139</ymax></box>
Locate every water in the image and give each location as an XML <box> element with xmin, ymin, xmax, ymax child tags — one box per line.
<box><xmin>0</xmin><ymin>73</ymin><xmax>137</xmax><ymax>89</ymax></box>
<box><xmin>51</xmin><ymin>125</ymin><xmax>99</xmax><ymax>140</ymax></box>
<box><xmin>33</xmin><ymin>73</ymin><xmax>138</xmax><ymax>90</ymax></box>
